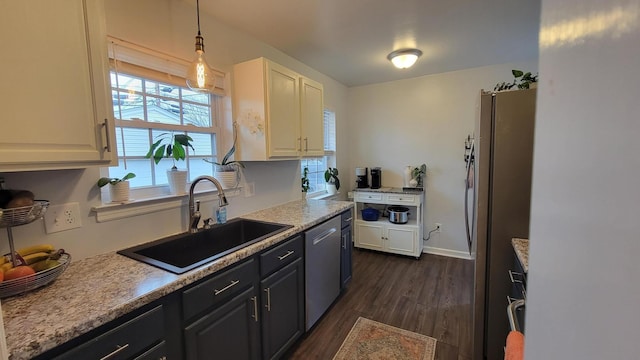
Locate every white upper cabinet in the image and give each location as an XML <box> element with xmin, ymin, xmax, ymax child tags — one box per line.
<box><xmin>0</xmin><ymin>0</ymin><xmax>116</xmax><ymax>171</ymax></box>
<box><xmin>233</xmin><ymin>57</ymin><xmax>324</xmax><ymax>161</ymax></box>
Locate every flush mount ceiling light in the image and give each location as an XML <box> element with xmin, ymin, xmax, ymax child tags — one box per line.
<box><xmin>186</xmin><ymin>0</ymin><xmax>215</xmax><ymax>92</ymax></box>
<box><xmin>387</xmin><ymin>48</ymin><xmax>423</xmax><ymax>69</ymax></box>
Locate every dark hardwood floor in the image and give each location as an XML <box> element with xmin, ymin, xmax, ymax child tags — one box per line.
<box><xmin>286</xmin><ymin>248</ymin><xmax>473</xmax><ymax>360</ymax></box>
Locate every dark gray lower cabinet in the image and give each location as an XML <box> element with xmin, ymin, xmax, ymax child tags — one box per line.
<box><xmin>184</xmin><ymin>287</ymin><xmax>261</xmax><ymax>360</ymax></box>
<box><xmin>340</xmin><ymin>209</ymin><xmax>353</xmax><ymax>289</ymax></box>
<box><xmin>260</xmin><ymin>257</ymin><xmax>305</xmax><ymax>360</ymax></box>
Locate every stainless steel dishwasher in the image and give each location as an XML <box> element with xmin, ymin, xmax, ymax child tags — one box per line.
<box><xmin>305</xmin><ymin>216</ymin><xmax>341</xmax><ymax>330</ymax></box>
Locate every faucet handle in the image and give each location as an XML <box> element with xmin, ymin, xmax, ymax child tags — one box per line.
<box><xmin>203</xmin><ymin>218</ymin><xmax>215</xmax><ymax>229</ymax></box>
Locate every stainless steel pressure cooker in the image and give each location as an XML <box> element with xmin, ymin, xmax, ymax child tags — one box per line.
<box><xmin>387</xmin><ymin>206</ymin><xmax>409</xmax><ymax>224</ymax></box>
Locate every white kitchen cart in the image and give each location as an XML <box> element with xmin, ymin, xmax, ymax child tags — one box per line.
<box><xmin>353</xmin><ymin>188</ymin><xmax>424</xmax><ymax>258</ymax></box>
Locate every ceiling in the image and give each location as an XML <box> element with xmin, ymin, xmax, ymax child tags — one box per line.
<box><xmin>192</xmin><ymin>0</ymin><xmax>540</xmax><ymax>87</ymax></box>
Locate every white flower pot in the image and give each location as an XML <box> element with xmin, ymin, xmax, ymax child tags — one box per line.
<box><xmin>327</xmin><ymin>183</ymin><xmax>338</xmax><ymax>195</ymax></box>
<box><xmin>167</xmin><ymin>169</ymin><xmax>188</xmax><ymax>195</ymax></box>
<box><xmin>109</xmin><ymin>181</ymin><xmax>130</xmax><ymax>203</ymax></box>
<box><xmin>214</xmin><ymin>169</ymin><xmax>239</xmax><ymax>189</ymax></box>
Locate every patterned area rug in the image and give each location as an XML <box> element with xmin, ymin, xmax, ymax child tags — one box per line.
<box><xmin>333</xmin><ymin>317</ymin><xmax>437</xmax><ymax>360</ymax></box>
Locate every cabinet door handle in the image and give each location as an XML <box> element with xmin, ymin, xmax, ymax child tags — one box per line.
<box><xmin>304</xmin><ymin>137</ymin><xmax>308</xmax><ymax>151</ymax></box>
<box><xmin>100</xmin><ymin>343</ymin><xmax>129</xmax><ymax>360</ymax></box>
<box><xmin>264</xmin><ymin>287</ymin><xmax>271</xmax><ymax>311</ymax></box>
<box><xmin>251</xmin><ymin>296</ymin><xmax>259</xmax><ymax>322</ymax></box>
<box><xmin>342</xmin><ymin>234</ymin><xmax>347</xmax><ymax>249</ymax></box>
<box><xmin>297</xmin><ymin>137</ymin><xmax>302</xmax><ymax>151</ymax></box>
<box><xmin>278</xmin><ymin>250</ymin><xmax>294</xmax><ymax>260</ymax></box>
<box><xmin>102</xmin><ymin>118</ymin><xmax>112</xmax><ymax>152</ymax></box>
<box><xmin>214</xmin><ymin>280</ymin><xmax>239</xmax><ymax>295</ymax></box>
<box><xmin>508</xmin><ymin>270</ymin><xmax>524</xmax><ymax>284</ymax></box>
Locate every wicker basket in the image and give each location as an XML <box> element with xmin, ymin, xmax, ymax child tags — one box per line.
<box><xmin>0</xmin><ymin>253</ymin><xmax>70</xmax><ymax>298</ymax></box>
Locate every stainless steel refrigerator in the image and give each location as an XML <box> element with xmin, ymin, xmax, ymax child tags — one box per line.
<box><xmin>465</xmin><ymin>89</ymin><xmax>536</xmax><ymax>360</ymax></box>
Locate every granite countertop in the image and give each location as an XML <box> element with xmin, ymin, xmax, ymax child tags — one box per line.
<box><xmin>511</xmin><ymin>238</ymin><xmax>529</xmax><ymax>273</ymax></box>
<box><xmin>352</xmin><ymin>187</ymin><xmax>424</xmax><ymax>195</ymax></box>
<box><xmin>2</xmin><ymin>199</ymin><xmax>353</xmax><ymax>360</ymax></box>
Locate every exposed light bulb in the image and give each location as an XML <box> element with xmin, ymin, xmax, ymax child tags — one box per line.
<box><xmin>387</xmin><ymin>49</ymin><xmax>423</xmax><ymax>69</ymax></box>
<box><xmin>186</xmin><ymin>35</ymin><xmax>215</xmax><ymax>92</ymax></box>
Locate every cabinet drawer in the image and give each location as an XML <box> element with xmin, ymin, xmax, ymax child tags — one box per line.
<box><xmin>341</xmin><ymin>209</ymin><xmax>354</xmax><ymax>229</ymax></box>
<box><xmin>134</xmin><ymin>340</ymin><xmax>166</xmax><ymax>360</ymax></box>
<box><xmin>355</xmin><ymin>192</ymin><xmax>383</xmax><ymax>202</ymax></box>
<box><xmin>183</xmin><ymin>258</ymin><xmax>258</xmax><ymax>321</ymax></box>
<box><xmin>386</xmin><ymin>194</ymin><xmax>418</xmax><ymax>205</ymax></box>
<box><xmin>260</xmin><ymin>235</ymin><xmax>303</xmax><ymax>277</ymax></box>
<box><xmin>54</xmin><ymin>305</ymin><xmax>164</xmax><ymax>360</ymax></box>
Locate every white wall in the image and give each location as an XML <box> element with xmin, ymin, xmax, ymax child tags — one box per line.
<box><xmin>525</xmin><ymin>0</ymin><xmax>640</xmax><ymax>358</ymax></box>
<box><xmin>0</xmin><ymin>0</ymin><xmax>348</xmax><ymax>260</ymax></box>
<box><xmin>346</xmin><ymin>60</ymin><xmax>537</xmax><ymax>256</ymax></box>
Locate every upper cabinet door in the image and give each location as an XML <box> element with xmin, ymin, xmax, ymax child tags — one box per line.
<box><xmin>266</xmin><ymin>61</ymin><xmax>300</xmax><ymax>158</ymax></box>
<box><xmin>300</xmin><ymin>77</ymin><xmax>324</xmax><ymax>157</ymax></box>
<box><xmin>0</xmin><ymin>0</ymin><xmax>116</xmax><ymax>171</ymax></box>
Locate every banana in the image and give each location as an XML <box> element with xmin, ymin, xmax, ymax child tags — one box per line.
<box><xmin>0</xmin><ymin>262</ymin><xmax>13</xmax><ymax>273</ymax></box>
<box><xmin>22</xmin><ymin>252</ymin><xmax>51</xmax><ymax>265</ymax></box>
<box><xmin>0</xmin><ymin>255</ymin><xmax>8</xmax><ymax>267</ymax></box>
<box><xmin>15</xmin><ymin>244</ymin><xmax>55</xmax><ymax>257</ymax></box>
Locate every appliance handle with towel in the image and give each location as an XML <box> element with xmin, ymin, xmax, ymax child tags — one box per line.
<box><xmin>507</xmin><ymin>299</ymin><xmax>525</xmax><ymax>332</ymax></box>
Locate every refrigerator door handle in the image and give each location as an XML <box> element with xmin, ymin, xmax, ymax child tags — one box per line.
<box><xmin>465</xmin><ymin>141</ymin><xmax>475</xmax><ymax>255</ymax></box>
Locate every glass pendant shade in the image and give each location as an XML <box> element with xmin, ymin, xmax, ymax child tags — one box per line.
<box><xmin>387</xmin><ymin>49</ymin><xmax>423</xmax><ymax>69</ymax></box>
<box><xmin>186</xmin><ymin>36</ymin><xmax>215</xmax><ymax>92</ymax></box>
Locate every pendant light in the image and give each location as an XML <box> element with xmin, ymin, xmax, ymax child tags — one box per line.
<box><xmin>186</xmin><ymin>0</ymin><xmax>215</xmax><ymax>92</ymax></box>
<box><xmin>387</xmin><ymin>48</ymin><xmax>423</xmax><ymax>69</ymax></box>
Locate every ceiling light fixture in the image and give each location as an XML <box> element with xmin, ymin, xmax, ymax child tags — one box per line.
<box><xmin>186</xmin><ymin>0</ymin><xmax>215</xmax><ymax>92</ymax></box>
<box><xmin>387</xmin><ymin>48</ymin><xmax>423</xmax><ymax>69</ymax></box>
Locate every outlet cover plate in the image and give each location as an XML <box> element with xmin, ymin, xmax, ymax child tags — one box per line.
<box><xmin>44</xmin><ymin>202</ymin><xmax>82</xmax><ymax>233</ymax></box>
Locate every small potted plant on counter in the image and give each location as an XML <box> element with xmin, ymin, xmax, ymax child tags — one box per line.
<box><xmin>145</xmin><ymin>132</ymin><xmax>194</xmax><ymax>195</ymax></box>
<box><xmin>205</xmin><ymin>122</ymin><xmax>244</xmax><ymax>189</ymax></box>
<box><xmin>97</xmin><ymin>172</ymin><xmax>136</xmax><ymax>203</ymax></box>
<box><xmin>324</xmin><ymin>167</ymin><xmax>340</xmax><ymax>195</ymax></box>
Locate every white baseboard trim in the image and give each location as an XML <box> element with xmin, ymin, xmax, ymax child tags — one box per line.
<box><xmin>423</xmin><ymin>245</ymin><xmax>472</xmax><ymax>260</ymax></box>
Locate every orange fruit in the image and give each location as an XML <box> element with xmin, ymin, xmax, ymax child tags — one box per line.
<box><xmin>5</xmin><ymin>266</ymin><xmax>35</xmax><ymax>281</ymax></box>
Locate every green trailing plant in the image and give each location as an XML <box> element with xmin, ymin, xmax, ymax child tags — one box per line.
<box><xmin>494</xmin><ymin>69</ymin><xmax>539</xmax><ymax>91</ymax></box>
<box><xmin>324</xmin><ymin>167</ymin><xmax>340</xmax><ymax>190</ymax></box>
<box><xmin>97</xmin><ymin>173</ymin><xmax>136</xmax><ymax>188</ymax></box>
<box><xmin>301</xmin><ymin>166</ymin><xmax>310</xmax><ymax>193</ymax></box>
<box><xmin>204</xmin><ymin>121</ymin><xmax>244</xmax><ymax>171</ymax></box>
<box><xmin>145</xmin><ymin>132</ymin><xmax>194</xmax><ymax>169</ymax></box>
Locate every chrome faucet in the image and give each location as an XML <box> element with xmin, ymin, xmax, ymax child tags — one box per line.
<box><xmin>189</xmin><ymin>176</ymin><xmax>229</xmax><ymax>233</ymax></box>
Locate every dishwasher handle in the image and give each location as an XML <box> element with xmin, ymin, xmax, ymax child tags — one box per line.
<box><xmin>312</xmin><ymin>228</ymin><xmax>337</xmax><ymax>245</ymax></box>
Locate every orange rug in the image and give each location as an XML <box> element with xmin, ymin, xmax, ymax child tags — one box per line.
<box><xmin>333</xmin><ymin>317</ymin><xmax>437</xmax><ymax>360</ymax></box>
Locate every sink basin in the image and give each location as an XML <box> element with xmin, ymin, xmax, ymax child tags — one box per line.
<box><xmin>118</xmin><ymin>218</ymin><xmax>293</xmax><ymax>274</ymax></box>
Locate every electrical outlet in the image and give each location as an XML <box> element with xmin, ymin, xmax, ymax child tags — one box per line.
<box><xmin>243</xmin><ymin>182</ymin><xmax>255</xmax><ymax>197</ymax></box>
<box><xmin>435</xmin><ymin>223</ymin><xmax>442</xmax><ymax>232</ymax></box>
<box><xmin>44</xmin><ymin>202</ymin><xmax>82</xmax><ymax>234</ymax></box>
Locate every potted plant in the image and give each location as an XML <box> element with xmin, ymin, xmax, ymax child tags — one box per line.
<box><xmin>97</xmin><ymin>172</ymin><xmax>136</xmax><ymax>203</ymax></box>
<box><xmin>145</xmin><ymin>132</ymin><xmax>194</xmax><ymax>195</ymax></box>
<box><xmin>301</xmin><ymin>166</ymin><xmax>310</xmax><ymax>198</ymax></box>
<box><xmin>324</xmin><ymin>167</ymin><xmax>340</xmax><ymax>195</ymax></box>
<box><xmin>494</xmin><ymin>69</ymin><xmax>539</xmax><ymax>91</ymax></box>
<box><xmin>205</xmin><ymin>122</ymin><xmax>244</xmax><ymax>189</ymax></box>
<box><xmin>411</xmin><ymin>164</ymin><xmax>427</xmax><ymax>188</ymax></box>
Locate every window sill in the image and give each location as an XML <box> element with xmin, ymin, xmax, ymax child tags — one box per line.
<box><xmin>92</xmin><ymin>188</ymin><xmax>241</xmax><ymax>223</ymax></box>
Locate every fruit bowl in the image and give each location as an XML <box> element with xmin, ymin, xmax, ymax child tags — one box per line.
<box><xmin>0</xmin><ymin>252</ymin><xmax>70</xmax><ymax>298</ymax></box>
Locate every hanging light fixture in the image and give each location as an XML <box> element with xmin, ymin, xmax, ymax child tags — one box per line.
<box><xmin>186</xmin><ymin>0</ymin><xmax>215</xmax><ymax>92</ymax></box>
<box><xmin>387</xmin><ymin>48</ymin><xmax>423</xmax><ymax>69</ymax></box>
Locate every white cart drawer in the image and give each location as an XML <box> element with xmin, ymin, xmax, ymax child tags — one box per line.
<box><xmin>386</xmin><ymin>194</ymin><xmax>419</xmax><ymax>205</ymax></box>
<box><xmin>354</xmin><ymin>192</ymin><xmax>384</xmax><ymax>203</ymax></box>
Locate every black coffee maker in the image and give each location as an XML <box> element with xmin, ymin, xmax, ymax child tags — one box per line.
<box><xmin>370</xmin><ymin>167</ymin><xmax>382</xmax><ymax>189</ymax></box>
<box><xmin>355</xmin><ymin>167</ymin><xmax>368</xmax><ymax>188</ymax></box>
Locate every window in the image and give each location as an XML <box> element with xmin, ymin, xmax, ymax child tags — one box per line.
<box><xmin>105</xmin><ymin>38</ymin><xmax>225</xmax><ymax>199</ymax></box>
<box><xmin>302</xmin><ymin>110</ymin><xmax>336</xmax><ymax>196</ymax></box>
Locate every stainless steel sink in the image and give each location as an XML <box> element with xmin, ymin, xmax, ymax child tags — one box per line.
<box><xmin>118</xmin><ymin>218</ymin><xmax>293</xmax><ymax>274</ymax></box>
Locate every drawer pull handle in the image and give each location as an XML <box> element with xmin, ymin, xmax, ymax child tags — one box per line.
<box><xmin>100</xmin><ymin>343</ymin><xmax>129</xmax><ymax>360</ymax></box>
<box><xmin>214</xmin><ymin>280</ymin><xmax>240</xmax><ymax>295</ymax></box>
<box><xmin>278</xmin><ymin>250</ymin><xmax>294</xmax><ymax>260</ymax></box>
<box><xmin>508</xmin><ymin>270</ymin><xmax>524</xmax><ymax>284</ymax></box>
<box><xmin>102</xmin><ymin>119</ymin><xmax>112</xmax><ymax>152</ymax></box>
<box><xmin>251</xmin><ymin>296</ymin><xmax>259</xmax><ymax>322</ymax></box>
<box><xmin>345</xmin><ymin>217</ymin><xmax>353</xmax><ymax>222</ymax></box>
<box><xmin>264</xmin><ymin>287</ymin><xmax>271</xmax><ymax>311</ymax></box>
